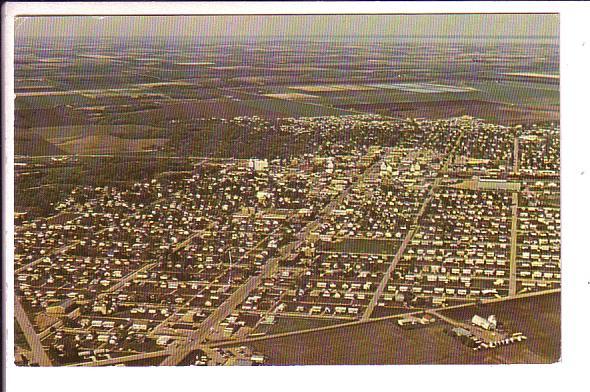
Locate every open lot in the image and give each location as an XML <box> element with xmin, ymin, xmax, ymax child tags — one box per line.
<box><xmin>318</xmin><ymin>238</ymin><xmax>402</xmax><ymax>255</ymax></box>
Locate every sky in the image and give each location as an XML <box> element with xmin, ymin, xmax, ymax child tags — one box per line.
<box><xmin>15</xmin><ymin>14</ymin><xmax>559</xmax><ymax>39</ymax></box>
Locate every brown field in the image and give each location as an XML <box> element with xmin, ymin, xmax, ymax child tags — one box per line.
<box><xmin>264</xmin><ymin>93</ymin><xmax>319</xmax><ymax>100</ymax></box>
<box><xmin>438</xmin><ymin>292</ymin><xmax>561</xmax><ymax>363</ymax></box>
<box><xmin>15</xmin><ymin>107</ymin><xmax>91</xmax><ymax>128</ymax></box>
<box><xmin>14</xmin><ymin>132</ymin><xmax>66</xmax><ymax>156</ymax></box>
<box><xmin>289</xmin><ymin>84</ymin><xmax>377</xmax><ymax>93</ymax></box>
<box><xmin>331</xmin><ymin>84</ymin><xmax>377</xmax><ymax>91</ymax></box>
<box><xmin>55</xmin><ymin>135</ymin><xmax>168</xmax><ymax>155</ymax></box>
<box><xmin>246</xmin><ymin>292</ymin><xmax>559</xmax><ymax>365</ymax></box>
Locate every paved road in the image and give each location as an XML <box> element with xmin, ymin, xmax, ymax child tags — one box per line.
<box><xmin>513</xmin><ymin>136</ymin><xmax>520</xmax><ymax>175</ymax></box>
<box><xmin>68</xmin><ymin>350</ymin><xmax>169</xmax><ymax>367</ymax></box>
<box><xmin>509</xmin><ymin>192</ymin><xmax>520</xmax><ymax>296</ymax></box>
<box><xmin>14</xmin><ymin>298</ymin><xmax>52</xmax><ymax>366</ymax></box>
<box><xmin>158</xmin><ymin>153</ymin><xmax>386</xmax><ymax>366</ymax></box>
<box><xmin>73</xmin><ymin>288</ymin><xmax>560</xmax><ymax>366</ymax></box>
<box><xmin>362</xmin><ymin>132</ymin><xmax>465</xmax><ymax>320</ymax></box>
<box><xmin>15</xmin><ymin>242</ymin><xmax>79</xmax><ymax>274</ymax></box>
<box><xmin>98</xmin><ymin>262</ymin><xmax>158</xmax><ymax>299</ymax></box>
<box><xmin>426</xmin><ymin>310</ymin><xmax>466</xmax><ymax>328</ymax></box>
<box><xmin>208</xmin><ymin>288</ymin><xmax>560</xmax><ymax>349</ymax></box>
<box><xmin>171</xmin><ymin>225</ymin><xmax>214</xmax><ymax>252</ymax></box>
<box><xmin>362</xmin><ymin>226</ymin><xmax>417</xmax><ymax>320</ymax></box>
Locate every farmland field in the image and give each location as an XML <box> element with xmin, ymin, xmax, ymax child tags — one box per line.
<box><xmin>116</xmin><ymin>97</ymin><xmax>354</xmax><ymax>124</ymax></box>
<box><xmin>247</xmin><ymin>292</ymin><xmax>560</xmax><ymax>365</ymax></box>
<box><xmin>335</xmin><ymin>100</ymin><xmax>558</xmax><ymax>125</ymax></box>
<box><xmin>11</xmin><ymin>14</ymin><xmax>563</xmax><ymax>372</ymax></box>
<box><xmin>55</xmin><ymin>135</ymin><xmax>168</xmax><ymax>155</ymax></box>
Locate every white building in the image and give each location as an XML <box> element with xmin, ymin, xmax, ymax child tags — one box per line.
<box><xmin>472</xmin><ymin>314</ymin><xmax>497</xmax><ymax>330</ymax></box>
<box><xmin>249</xmin><ymin>159</ymin><xmax>269</xmax><ymax>171</ymax></box>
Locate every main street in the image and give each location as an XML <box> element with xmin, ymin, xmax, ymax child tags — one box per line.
<box><xmin>509</xmin><ymin>192</ymin><xmax>520</xmax><ymax>296</ymax></box>
<box><xmin>362</xmin><ymin>130</ymin><xmax>466</xmax><ymax>320</ymax></box>
<box><xmin>156</xmin><ymin>150</ymin><xmax>388</xmax><ymax>366</ymax></box>
<box><xmin>509</xmin><ymin>133</ymin><xmax>520</xmax><ymax>296</ymax></box>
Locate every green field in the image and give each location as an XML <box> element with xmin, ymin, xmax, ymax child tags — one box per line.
<box><xmin>318</xmin><ymin>238</ymin><xmax>402</xmax><ymax>255</ymax></box>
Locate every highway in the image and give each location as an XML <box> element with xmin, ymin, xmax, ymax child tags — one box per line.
<box><xmin>508</xmin><ymin>133</ymin><xmax>520</xmax><ymax>296</ymax></box>
<box><xmin>426</xmin><ymin>310</ymin><xmax>466</xmax><ymax>328</ymax></box>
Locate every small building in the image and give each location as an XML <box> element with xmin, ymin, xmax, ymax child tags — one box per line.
<box><xmin>249</xmin><ymin>159</ymin><xmax>269</xmax><ymax>172</ymax></box>
<box><xmin>472</xmin><ymin>314</ymin><xmax>497</xmax><ymax>330</ymax></box>
<box><xmin>452</xmin><ymin>327</ymin><xmax>473</xmax><ymax>337</ymax></box>
<box><xmin>156</xmin><ymin>336</ymin><xmax>172</xmax><ymax>346</ymax></box>
<box><xmin>251</xmin><ymin>353</ymin><xmax>265</xmax><ymax>364</ymax></box>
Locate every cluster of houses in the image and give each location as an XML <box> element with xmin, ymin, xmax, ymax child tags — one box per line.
<box><xmin>13</xmin><ymin>115</ymin><xmax>560</xmax><ymax>365</ymax></box>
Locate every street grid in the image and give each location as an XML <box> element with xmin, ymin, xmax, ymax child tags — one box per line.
<box><xmin>13</xmin><ymin>116</ymin><xmax>560</xmax><ymax>366</ymax></box>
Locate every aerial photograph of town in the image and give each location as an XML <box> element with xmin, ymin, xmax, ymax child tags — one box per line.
<box><xmin>10</xmin><ymin>12</ymin><xmax>561</xmax><ymax>368</ymax></box>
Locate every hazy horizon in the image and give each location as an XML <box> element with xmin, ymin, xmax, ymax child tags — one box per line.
<box><xmin>15</xmin><ymin>14</ymin><xmax>559</xmax><ymax>39</ymax></box>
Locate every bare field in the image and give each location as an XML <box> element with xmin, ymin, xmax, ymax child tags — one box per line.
<box><xmin>31</xmin><ymin>125</ymin><xmax>166</xmax><ymax>141</ymax></box>
<box><xmin>55</xmin><ymin>135</ymin><xmax>168</xmax><ymax>155</ymax></box>
<box><xmin>290</xmin><ymin>84</ymin><xmax>376</xmax><ymax>93</ymax></box>
<box><xmin>249</xmin><ymin>321</ymin><xmax>478</xmax><ymax>365</ymax></box>
<box><xmin>247</xmin><ymin>292</ymin><xmax>559</xmax><ymax>365</ymax></box>
<box><xmin>369</xmin><ymin>82</ymin><xmax>476</xmax><ymax>94</ymax></box>
<box><xmin>264</xmin><ymin>93</ymin><xmax>319</xmax><ymax>100</ymax></box>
